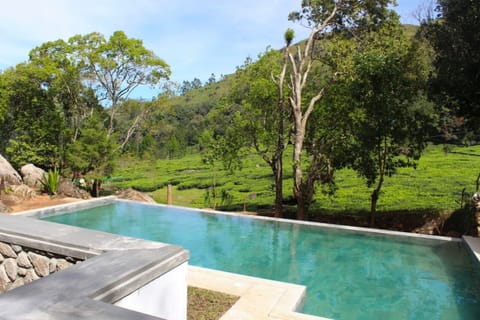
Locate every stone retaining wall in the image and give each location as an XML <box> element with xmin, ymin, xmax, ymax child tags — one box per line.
<box><xmin>0</xmin><ymin>241</ymin><xmax>81</xmax><ymax>293</ymax></box>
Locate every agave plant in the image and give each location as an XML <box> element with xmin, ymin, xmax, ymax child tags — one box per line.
<box><xmin>40</xmin><ymin>167</ymin><xmax>60</xmax><ymax>196</ymax></box>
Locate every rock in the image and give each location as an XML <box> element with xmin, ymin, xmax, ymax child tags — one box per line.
<box><xmin>1</xmin><ymin>185</ymin><xmax>37</xmax><ymax>205</ymax></box>
<box><xmin>11</xmin><ymin>245</ymin><xmax>22</xmax><ymax>253</ymax></box>
<box><xmin>20</xmin><ymin>164</ymin><xmax>46</xmax><ymax>189</ymax></box>
<box><xmin>116</xmin><ymin>188</ymin><xmax>156</xmax><ymax>203</ymax></box>
<box><xmin>10</xmin><ymin>278</ymin><xmax>25</xmax><ymax>290</ymax></box>
<box><xmin>17</xmin><ymin>251</ymin><xmax>32</xmax><ymax>268</ymax></box>
<box><xmin>0</xmin><ymin>154</ymin><xmax>22</xmax><ymax>186</ymax></box>
<box><xmin>49</xmin><ymin>258</ymin><xmax>57</xmax><ymax>273</ymax></box>
<box><xmin>0</xmin><ymin>242</ymin><xmax>17</xmax><ymax>258</ymax></box>
<box><xmin>57</xmin><ymin>179</ymin><xmax>91</xmax><ymax>199</ymax></box>
<box><xmin>0</xmin><ymin>265</ymin><xmax>11</xmax><ymax>291</ymax></box>
<box><xmin>4</xmin><ymin>259</ymin><xmax>18</xmax><ymax>281</ymax></box>
<box><xmin>17</xmin><ymin>267</ymin><xmax>27</xmax><ymax>277</ymax></box>
<box><xmin>0</xmin><ymin>200</ymin><xmax>9</xmax><ymax>213</ymax></box>
<box><xmin>28</xmin><ymin>252</ymin><xmax>50</xmax><ymax>277</ymax></box>
<box><xmin>56</xmin><ymin>259</ymin><xmax>72</xmax><ymax>271</ymax></box>
<box><xmin>24</xmin><ymin>269</ymin><xmax>39</xmax><ymax>283</ymax></box>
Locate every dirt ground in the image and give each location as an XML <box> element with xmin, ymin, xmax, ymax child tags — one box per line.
<box><xmin>8</xmin><ymin>195</ymin><xmax>82</xmax><ymax>213</ymax></box>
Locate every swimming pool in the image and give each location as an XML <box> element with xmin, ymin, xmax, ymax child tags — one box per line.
<box><xmin>42</xmin><ymin>201</ymin><xmax>480</xmax><ymax>319</ymax></box>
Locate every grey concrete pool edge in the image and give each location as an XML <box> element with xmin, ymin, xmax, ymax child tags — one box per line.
<box><xmin>14</xmin><ymin>195</ymin><xmax>118</xmax><ymax>219</ymax></box>
<box><xmin>463</xmin><ymin>236</ymin><xmax>480</xmax><ymax>267</ymax></box>
<box><xmin>0</xmin><ymin>211</ymin><xmax>189</xmax><ymax>319</ymax></box>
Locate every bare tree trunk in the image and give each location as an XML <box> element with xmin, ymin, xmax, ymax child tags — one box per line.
<box><xmin>118</xmin><ymin>113</ymin><xmax>142</xmax><ymax>151</ymax></box>
<box><xmin>370</xmin><ymin>139</ymin><xmax>387</xmax><ymax>226</ymax></box>
<box><xmin>107</xmin><ymin>104</ymin><xmax>116</xmax><ymax>138</ymax></box>
<box><xmin>92</xmin><ymin>179</ymin><xmax>101</xmax><ymax>197</ymax></box>
<box><xmin>274</xmin><ymin>156</ymin><xmax>283</xmax><ymax>218</ymax></box>
<box><xmin>370</xmin><ymin>189</ymin><xmax>379</xmax><ymax>227</ymax></box>
<box><xmin>272</xmin><ymin>46</ymin><xmax>289</xmax><ymax>219</ymax></box>
<box><xmin>292</xmin><ymin>125</ymin><xmax>307</xmax><ymax>220</ymax></box>
<box><xmin>286</xmin><ymin>7</ymin><xmax>338</xmax><ymax>220</ymax></box>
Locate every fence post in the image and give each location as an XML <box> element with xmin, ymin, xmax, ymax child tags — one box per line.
<box><xmin>167</xmin><ymin>184</ymin><xmax>173</xmax><ymax>205</ymax></box>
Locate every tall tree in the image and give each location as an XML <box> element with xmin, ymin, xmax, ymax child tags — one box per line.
<box><xmin>227</xmin><ymin>44</ymin><xmax>290</xmax><ymax>217</ymax></box>
<box><xmin>0</xmin><ymin>64</ymin><xmax>65</xmax><ymax>169</ymax></box>
<box><xmin>28</xmin><ymin>39</ymin><xmax>102</xmax><ymax>143</ymax></box>
<box><xmin>425</xmin><ymin>0</ymin><xmax>480</xmax><ymax>132</ymax></box>
<box><xmin>348</xmin><ymin>20</ymin><xmax>435</xmax><ymax>226</ymax></box>
<box><xmin>65</xmin><ymin>114</ymin><xmax>117</xmax><ymax>197</ymax></box>
<box><xmin>69</xmin><ymin>31</ymin><xmax>171</xmax><ymax>145</ymax></box>
<box><xmin>287</xmin><ymin>0</ymin><xmax>396</xmax><ymax>220</ymax></box>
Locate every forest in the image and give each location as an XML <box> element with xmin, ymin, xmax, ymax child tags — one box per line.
<box><xmin>0</xmin><ymin>0</ymin><xmax>478</xmax><ymax>228</ymax></box>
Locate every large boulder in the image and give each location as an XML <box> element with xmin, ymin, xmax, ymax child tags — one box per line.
<box><xmin>57</xmin><ymin>179</ymin><xmax>91</xmax><ymax>199</ymax></box>
<box><xmin>1</xmin><ymin>185</ymin><xmax>37</xmax><ymax>207</ymax></box>
<box><xmin>0</xmin><ymin>155</ymin><xmax>22</xmax><ymax>186</ymax></box>
<box><xmin>20</xmin><ymin>164</ymin><xmax>46</xmax><ymax>190</ymax></box>
<box><xmin>0</xmin><ymin>201</ymin><xmax>9</xmax><ymax>213</ymax></box>
<box><xmin>116</xmin><ymin>188</ymin><xmax>156</xmax><ymax>203</ymax></box>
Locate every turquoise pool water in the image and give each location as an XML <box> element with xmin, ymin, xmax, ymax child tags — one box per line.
<box><xmin>43</xmin><ymin>202</ymin><xmax>480</xmax><ymax>319</ymax></box>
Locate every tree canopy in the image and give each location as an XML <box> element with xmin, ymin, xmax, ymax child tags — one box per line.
<box><xmin>425</xmin><ymin>0</ymin><xmax>480</xmax><ymax>133</ymax></box>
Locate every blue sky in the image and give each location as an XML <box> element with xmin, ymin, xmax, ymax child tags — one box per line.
<box><xmin>0</xmin><ymin>0</ymin><xmax>423</xmax><ymax>99</ymax></box>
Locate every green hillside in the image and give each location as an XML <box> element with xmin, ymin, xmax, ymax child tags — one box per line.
<box><xmin>109</xmin><ymin>144</ymin><xmax>480</xmax><ymax>216</ymax></box>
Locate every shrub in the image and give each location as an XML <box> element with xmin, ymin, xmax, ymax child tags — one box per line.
<box><xmin>41</xmin><ymin>168</ymin><xmax>60</xmax><ymax>196</ymax></box>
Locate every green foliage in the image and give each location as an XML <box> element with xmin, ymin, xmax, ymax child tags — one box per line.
<box><xmin>284</xmin><ymin>29</ymin><xmax>295</xmax><ymax>46</ymax></box>
<box><xmin>223</xmin><ymin>49</ymin><xmax>287</xmax><ymax>166</ymax></box>
<box><xmin>65</xmin><ymin>114</ymin><xmax>117</xmax><ymax>180</ymax></box>
<box><xmin>67</xmin><ymin>31</ymin><xmax>171</xmax><ymax>145</ymax></box>
<box><xmin>40</xmin><ymin>167</ymin><xmax>60</xmax><ymax>196</ymax></box>
<box><xmin>166</xmin><ymin>74</ymin><xmax>235</xmax><ymax>149</ymax></box>
<box><xmin>288</xmin><ymin>0</ymin><xmax>397</xmax><ymax>32</ymax></box>
<box><xmin>109</xmin><ymin>144</ymin><xmax>480</xmax><ymax>214</ymax></box>
<box><xmin>425</xmin><ymin>0</ymin><xmax>480</xmax><ymax>131</ymax></box>
<box><xmin>0</xmin><ymin>63</ymin><xmax>65</xmax><ymax>169</ymax></box>
<box><xmin>344</xmin><ymin>20</ymin><xmax>435</xmax><ymax>222</ymax></box>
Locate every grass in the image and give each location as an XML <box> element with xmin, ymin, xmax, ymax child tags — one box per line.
<box><xmin>187</xmin><ymin>287</ymin><xmax>239</xmax><ymax>320</ymax></box>
<box><xmin>108</xmin><ymin>144</ymin><xmax>480</xmax><ymax>216</ymax></box>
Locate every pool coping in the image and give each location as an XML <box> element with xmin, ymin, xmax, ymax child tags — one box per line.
<box><xmin>189</xmin><ymin>265</ymin><xmax>330</xmax><ymax>320</ymax></box>
<box><xmin>13</xmin><ymin>196</ymin><xmax>480</xmax><ymax>319</ymax></box>
<box><xmin>1</xmin><ymin>203</ymin><xmax>190</xmax><ymax>319</ymax></box>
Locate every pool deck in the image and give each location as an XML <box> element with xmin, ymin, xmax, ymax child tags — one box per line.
<box><xmin>188</xmin><ymin>266</ymin><xmax>329</xmax><ymax>320</ymax></box>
